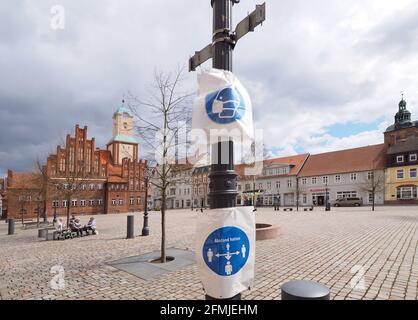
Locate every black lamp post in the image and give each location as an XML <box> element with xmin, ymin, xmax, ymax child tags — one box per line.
<box><xmin>142</xmin><ymin>167</ymin><xmax>153</xmax><ymax>236</ymax></box>
<box><xmin>189</xmin><ymin>0</ymin><xmax>266</xmax><ymax>301</ymax></box>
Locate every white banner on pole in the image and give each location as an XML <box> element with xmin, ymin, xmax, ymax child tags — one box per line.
<box><xmin>191</xmin><ymin>69</ymin><xmax>254</xmax><ymax>166</ymax></box>
<box><xmin>195</xmin><ymin>206</ymin><xmax>256</xmax><ymax>299</ymax></box>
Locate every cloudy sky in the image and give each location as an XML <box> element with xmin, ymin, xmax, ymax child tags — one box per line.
<box><xmin>1</xmin><ymin>0</ymin><xmax>418</xmax><ymax>176</ymax></box>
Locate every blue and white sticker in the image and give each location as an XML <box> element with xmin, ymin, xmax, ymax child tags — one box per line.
<box><xmin>205</xmin><ymin>86</ymin><xmax>246</xmax><ymax>125</ymax></box>
<box><xmin>202</xmin><ymin>226</ymin><xmax>250</xmax><ymax>277</ymax></box>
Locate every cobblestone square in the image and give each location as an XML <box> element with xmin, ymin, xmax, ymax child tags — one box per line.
<box><xmin>0</xmin><ymin>206</ymin><xmax>417</xmax><ymax>300</ymax></box>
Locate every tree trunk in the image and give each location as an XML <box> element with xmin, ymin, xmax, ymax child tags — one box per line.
<box><xmin>161</xmin><ymin>191</ymin><xmax>166</xmax><ymax>263</ymax></box>
<box><xmin>66</xmin><ymin>201</ymin><xmax>71</xmax><ymax>227</ymax></box>
<box><xmin>37</xmin><ymin>204</ymin><xmax>40</xmax><ymax>228</ymax></box>
<box><xmin>372</xmin><ymin>192</ymin><xmax>375</xmax><ymax>212</ymax></box>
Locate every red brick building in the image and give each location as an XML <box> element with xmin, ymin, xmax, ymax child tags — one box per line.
<box><xmin>4</xmin><ymin>103</ymin><xmax>147</xmax><ymax>219</ymax></box>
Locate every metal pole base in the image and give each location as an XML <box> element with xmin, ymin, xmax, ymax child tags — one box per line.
<box><xmin>142</xmin><ymin>214</ymin><xmax>149</xmax><ymax>236</ymax></box>
<box><xmin>141</xmin><ymin>227</ymin><xmax>150</xmax><ymax>236</ymax></box>
<box><xmin>205</xmin><ymin>293</ymin><xmax>241</xmax><ymax>300</ymax></box>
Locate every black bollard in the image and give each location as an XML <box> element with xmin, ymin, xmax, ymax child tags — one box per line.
<box><xmin>127</xmin><ymin>215</ymin><xmax>134</xmax><ymax>239</ymax></box>
<box><xmin>281</xmin><ymin>280</ymin><xmax>330</xmax><ymax>300</ymax></box>
<box><xmin>8</xmin><ymin>219</ymin><xmax>15</xmax><ymax>235</ymax></box>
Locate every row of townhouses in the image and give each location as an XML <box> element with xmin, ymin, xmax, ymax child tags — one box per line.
<box><xmin>151</xmin><ymin>98</ymin><xmax>418</xmax><ymax>209</ymax></box>
<box><xmin>1</xmin><ymin>98</ymin><xmax>417</xmax><ymax>219</ymax></box>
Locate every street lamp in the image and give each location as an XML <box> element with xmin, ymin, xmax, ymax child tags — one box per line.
<box><xmin>142</xmin><ymin>166</ymin><xmax>154</xmax><ymax>236</ymax></box>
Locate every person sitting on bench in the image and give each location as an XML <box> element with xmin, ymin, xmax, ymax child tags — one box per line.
<box><xmin>82</xmin><ymin>217</ymin><xmax>97</xmax><ymax>235</ymax></box>
<box><xmin>70</xmin><ymin>218</ymin><xmax>83</xmax><ymax>237</ymax></box>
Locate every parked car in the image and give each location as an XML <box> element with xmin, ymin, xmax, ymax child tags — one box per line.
<box><xmin>331</xmin><ymin>197</ymin><xmax>362</xmax><ymax>207</ymax></box>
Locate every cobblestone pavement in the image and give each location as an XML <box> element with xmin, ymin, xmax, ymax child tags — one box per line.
<box><xmin>0</xmin><ymin>206</ymin><xmax>417</xmax><ymax>300</ymax></box>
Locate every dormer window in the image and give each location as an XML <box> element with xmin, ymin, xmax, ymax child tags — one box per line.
<box><xmin>410</xmin><ymin>154</ymin><xmax>417</xmax><ymax>162</ymax></box>
<box><xmin>397</xmin><ymin>155</ymin><xmax>404</xmax><ymax>163</ymax></box>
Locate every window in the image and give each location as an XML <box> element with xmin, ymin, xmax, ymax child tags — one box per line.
<box><xmin>302</xmin><ymin>194</ymin><xmax>307</xmax><ymax>204</ymax></box>
<box><xmin>335</xmin><ymin>175</ymin><xmax>341</xmax><ymax>183</ymax></box>
<box><xmin>80</xmin><ymin>199</ymin><xmax>86</xmax><ymax>207</ymax></box>
<box><xmin>410</xmin><ymin>169</ymin><xmax>417</xmax><ymax>178</ymax></box>
<box><xmin>71</xmin><ymin>199</ymin><xmax>77</xmax><ymax>207</ymax></box>
<box><xmin>267</xmin><ymin>182</ymin><xmax>272</xmax><ymax>189</ymax></box>
<box><xmin>81</xmin><ymin>184</ymin><xmax>86</xmax><ymax>190</ymax></box>
<box><xmin>119</xmin><ymin>199</ymin><xmax>123</xmax><ymax>206</ymax></box>
<box><xmin>311</xmin><ymin>177</ymin><xmax>317</xmax><ymax>185</ymax></box>
<box><xmin>89</xmin><ymin>184</ymin><xmax>95</xmax><ymax>190</ymax></box>
<box><xmin>337</xmin><ymin>191</ymin><xmax>357</xmax><ymax>199</ymax></box>
<box><xmin>62</xmin><ymin>200</ymin><xmax>68</xmax><ymax>208</ymax></box>
<box><xmin>137</xmin><ymin>197</ymin><xmax>142</xmax><ymax>205</ymax></box>
<box><xmin>368</xmin><ymin>172</ymin><xmax>374</xmax><ymax>180</ymax></box>
<box><xmin>397</xmin><ymin>169</ymin><xmax>404</xmax><ymax>180</ymax></box>
<box><xmin>410</xmin><ymin>154</ymin><xmax>417</xmax><ymax>162</ymax></box>
<box><xmin>130</xmin><ymin>196</ymin><xmax>134</xmax><ymax>205</ymax></box>
<box><xmin>238</xmin><ymin>185</ymin><xmax>242</xmax><ymax>191</ymax></box>
<box><xmin>52</xmin><ymin>200</ymin><xmax>59</xmax><ymax>208</ymax></box>
<box><xmin>322</xmin><ymin>176</ymin><xmax>329</xmax><ymax>185</ymax></box>
<box><xmin>350</xmin><ymin>173</ymin><xmax>357</xmax><ymax>181</ymax></box>
<box><xmin>287</xmin><ymin>180</ymin><xmax>292</xmax><ymax>188</ymax></box>
<box><xmin>397</xmin><ymin>155</ymin><xmax>404</xmax><ymax>163</ymax></box>
<box><xmin>97</xmin><ymin>199</ymin><xmax>103</xmax><ymax>206</ymax></box>
<box><xmin>97</xmin><ymin>184</ymin><xmax>103</xmax><ymax>190</ymax></box>
<box><xmin>397</xmin><ymin>187</ymin><xmax>418</xmax><ymax>200</ymax></box>
<box><xmin>136</xmin><ymin>181</ymin><xmax>139</xmax><ymax>190</ymax></box>
<box><xmin>302</xmin><ymin>178</ymin><xmax>307</xmax><ymax>185</ymax></box>
<box><xmin>111</xmin><ymin>199</ymin><xmax>116</xmax><ymax>206</ymax></box>
<box><xmin>276</xmin><ymin>181</ymin><xmax>281</xmax><ymax>189</ymax></box>
<box><xmin>259</xmin><ymin>183</ymin><xmax>263</xmax><ymax>189</ymax></box>
<box><xmin>89</xmin><ymin>199</ymin><xmax>94</xmax><ymax>206</ymax></box>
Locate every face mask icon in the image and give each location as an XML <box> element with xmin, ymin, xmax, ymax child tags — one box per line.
<box><xmin>205</xmin><ymin>86</ymin><xmax>246</xmax><ymax>124</ymax></box>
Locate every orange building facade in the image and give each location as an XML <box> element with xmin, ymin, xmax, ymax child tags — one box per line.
<box><xmin>4</xmin><ymin>103</ymin><xmax>147</xmax><ymax>220</ymax></box>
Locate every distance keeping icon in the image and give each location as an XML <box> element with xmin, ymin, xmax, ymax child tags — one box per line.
<box><xmin>202</xmin><ymin>226</ymin><xmax>250</xmax><ymax>277</ymax></box>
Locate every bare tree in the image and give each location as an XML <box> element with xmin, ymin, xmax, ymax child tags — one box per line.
<box><xmin>17</xmin><ymin>185</ymin><xmax>33</xmax><ymax>224</ymax></box>
<box><xmin>52</xmin><ymin>161</ymin><xmax>91</xmax><ymax>226</ymax></box>
<box><xmin>359</xmin><ymin>170</ymin><xmax>384</xmax><ymax>211</ymax></box>
<box><xmin>31</xmin><ymin>159</ymin><xmax>53</xmax><ymax>227</ymax></box>
<box><xmin>128</xmin><ymin>67</ymin><xmax>192</xmax><ymax>263</ymax></box>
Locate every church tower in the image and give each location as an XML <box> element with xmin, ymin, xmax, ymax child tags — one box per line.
<box><xmin>107</xmin><ymin>100</ymin><xmax>138</xmax><ymax>165</ymax></box>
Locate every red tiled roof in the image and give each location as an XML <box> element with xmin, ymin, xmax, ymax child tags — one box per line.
<box><xmin>299</xmin><ymin>144</ymin><xmax>386</xmax><ymax>178</ymax></box>
<box><xmin>236</xmin><ymin>154</ymin><xmax>309</xmax><ymax>179</ymax></box>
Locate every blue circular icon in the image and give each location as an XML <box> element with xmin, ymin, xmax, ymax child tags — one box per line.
<box><xmin>205</xmin><ymin>86</ymin><xmax>246</xmax><ymax>125</ymax></box>
<box><xmin>202</xmin><ymin>226</ymin><xmax>250</xmax><ymax>277</ymax></box>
